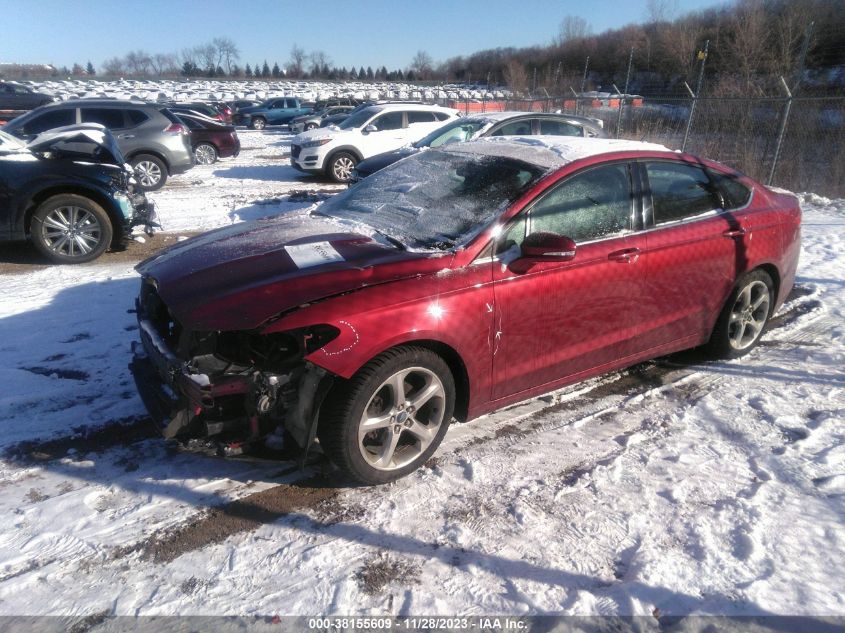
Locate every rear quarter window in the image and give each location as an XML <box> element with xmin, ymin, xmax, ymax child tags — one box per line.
<box><xmin>127</xmin><ymin>110</ymin><xmax>149</xmax><ymax>126</ymax></box>
<box><xmin>708</xmin><ymin>170</ymin><xmax>752</xmax><ymax>209</ymax></box>
<box><xmin>646</xmin><ymin>161</ymin><xmax>722</xmax><ymax>224</ymax></box>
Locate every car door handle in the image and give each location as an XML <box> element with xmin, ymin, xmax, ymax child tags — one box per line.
<box><xmin>722</xmin><ymin>228</ymin><xmax>747</xmax><ymax>238</ymax></box>
<box><xmin>118</xmin><ymin>134</ymin><xmax>135</xmax><ymax>139</ymax></box>
<box><xmin>608</xmin><ymin>248</ymin><xmax>641</xmax><ymax>263</ymax></box>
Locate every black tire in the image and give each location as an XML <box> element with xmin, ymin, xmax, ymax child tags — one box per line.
<box><xmin>318</xmin><ymin>346</ymin><xmax>455</xmax><ymax>485</ymax></box>
<box><xmin>131</xmin><ymin>154</ymin><xmax>168</xmax><ymax>191</ymax></box>
<box><xmin>327</xmin><ymin>151</ymin><xmax>358</xmax><ymax>183</ymax></box>
<box><xmin>305</xmin><ymin>122</ymin><xmax>317</xmax><ymax>130</ymax></box>
<box><xmin>30</xmin><ymin>194</ymin><xmax>113</xmax><ymax>264</ymax></box>
<box><xmin>251</xmin><ymin>116</ymin><xmax>267</xmax><ymax>130</ymax></box>
<box><xmin>193</xmin><ymin>142</ymin><xmax>218</xmax><ymax>165</ymax></box>
<box><xmin>705</xmin><ymin>269</ymin><xmax>774</xmax><ymax>359</ymax></box>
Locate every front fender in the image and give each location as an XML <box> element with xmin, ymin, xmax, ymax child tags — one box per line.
<box><xmin>262</xmin><ymin>263</ymin><xmax>495</xmax><ymax>410</ymax></box>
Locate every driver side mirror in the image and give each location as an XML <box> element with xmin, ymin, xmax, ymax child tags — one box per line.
<box><xmin>363</xmin><ymin>124</ymin><xmax>378</xmax><ymax>133</ymax></box>
<box><xmin>520</xmin><ymin>232</ymin><xmax>577</xmax><ymax>262</ymax></box>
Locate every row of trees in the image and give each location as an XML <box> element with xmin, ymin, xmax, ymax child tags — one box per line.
<box><xmin>434</xmin><ymin>0</ymin><xmax>845</xmax><ymax>96</ymax></box>
<box><xmin>93</xmin><ymin>40</ymin><xmax>426</xmax><ymax>82</ymax></box>
<box><xmin>49</xmin><ymin>0</ymin><xmax>845</xmax><ymax>96</ymax></box>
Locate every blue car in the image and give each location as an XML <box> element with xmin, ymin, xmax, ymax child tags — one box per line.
<box><xmin>235</xmin><ymin>98</ymin><xmax>312</xmax><ymax>130</ymax></box>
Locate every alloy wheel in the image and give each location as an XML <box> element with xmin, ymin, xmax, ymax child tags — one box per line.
<box><xmin>728</xmin><ymin>280</ymin><xmax>771</xmax><ymax>350</ymax></box>
<box><xmin>358</xmin><ymin>367</ymin><xmax>447</xmax><ymax>471</ymax></box>
<box><xmin>134</xmin><ymin>160</ymin><xmax>162</xmax><ymax>188</ymax></box>
<box><xmin>332</xmin><ymin>156</ymin><xmax>355</xmax><ymax>181</ymax></box>
<box><xmin>194</xmin><ymin>144</ymin><xmax>217</xmax><ymax>165</ymax></box>
<box><xmin>39</xmin><ymin>206</ymin><xmax>103</xmax><ymax>258</ymax></box>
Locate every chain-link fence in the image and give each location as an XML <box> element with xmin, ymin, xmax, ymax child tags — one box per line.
<box><xmin>436</xmin><ymin>93</ymin><xmax>845</xmax><ymax>198</ymax></box>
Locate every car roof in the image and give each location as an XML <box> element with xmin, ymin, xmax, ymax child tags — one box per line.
<box><xmin>370</xmin><ymin>103</ymin><xmax>457</xmax><ymax>113</ymax></box>
<box><xmin>466</xmin><ymin>111</ymin><xmax>602</xmax><ymax>126</ymax></box>
<box><xmin>38</xmin><ymin>98</ymin><xmax>152</xmax><ymax>108</ymax></box>
<box><xmin>444</xmin><ymin>136</ymin><xmax>674</xmax><ymax>170</ymax></box>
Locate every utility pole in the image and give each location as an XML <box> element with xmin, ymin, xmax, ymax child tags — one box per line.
<box><xmin>682</xmin><ymin>39</ymin><xmax>709</xmax><ymax>152</ymax></box>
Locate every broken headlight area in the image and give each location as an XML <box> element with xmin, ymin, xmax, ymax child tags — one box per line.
<box><xmin>130</xmin><ymin>286</ymin><xmax>340</xmax><ymax>457</ymax></box>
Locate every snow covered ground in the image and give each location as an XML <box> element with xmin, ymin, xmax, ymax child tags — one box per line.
<box><xmin>0</xmin><ymin>129</ymin><xmax>843</xmax><ymax>620</ymax></box>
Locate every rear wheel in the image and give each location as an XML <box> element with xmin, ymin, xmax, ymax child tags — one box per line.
<box><xmin>251</xmin><ymin>116</ymin><xmax>267</xmax><ymax>130</ymax></box>
<box><xmin>327</xmin><ymin>151</ymin><xmax>357</xmax><ymax>183</ymax></box>
<box><xmin>705</xmin><ymin>269</ymin><xmax>774</xmax><ymax>359</ymax></box>
<box><xmin>193</xmin><ymin>142</ymin><xmax>218</xmax><ymax>165</ymax></box>
<box><xmin>131</xmin><ymin>154</ymin><xmax>167</xmax><ymax>191</ymax></box>
<box><xmin>30</xmin><ymin>194</ymin><xmax>113</xmax><ymax>264</ymax></box>
<box><xmin>318</xmin><ymin>346</ymin><xmax>454</xmax><ymax>484</ymax></box>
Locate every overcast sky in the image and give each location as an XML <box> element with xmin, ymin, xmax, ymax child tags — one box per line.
<box><xmin>1</xmin><ymin>0</ymin><xmax>726</xmax><ymax>71</ymax></box>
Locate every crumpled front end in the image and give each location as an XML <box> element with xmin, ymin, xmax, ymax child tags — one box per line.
<box><xmin>129</xmin><ymin>276</ymin><xmax>337</xmax><ymax>456</ymax></box>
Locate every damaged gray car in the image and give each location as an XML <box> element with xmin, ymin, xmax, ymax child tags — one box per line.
<box><xmin>0</xmin><ymin>124</ymin><xmax>156</xmax><ymax>264</ymax></box>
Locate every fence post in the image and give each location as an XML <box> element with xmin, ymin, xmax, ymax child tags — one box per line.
<box><xmin>767</xmin><ymin>76</ymin><xmax>793</xmax><ymax>186</ymax></box>
<box><xmin>616</xmin><ymin>47</ymin><xmax>634</xmax><ymax>139</ymax></box>
<box><xmin>767</xmin><ymin>22</ymin><xmax>813</xmax><ymax>185</ymax></box>
<box><xmin>682</xmin><ymin>39</ymin><xmax>709</xmax><ymax>152</ymax></box>
<box><xmin>577</xmin><ymin>56</ymin><xmax>590</xmax><ymax>116</ymax></box>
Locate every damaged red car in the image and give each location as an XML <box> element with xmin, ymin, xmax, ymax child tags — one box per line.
<box><xmin>130</xmin><ymin>137</ymin><xmax>801</xmax><ymax>484</ymax></box>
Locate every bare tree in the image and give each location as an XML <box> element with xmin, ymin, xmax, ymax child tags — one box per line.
<box><xmin>212</xmin><ymin>37</ymin><xmax>240</xmax><ymax>75</ymax></box>
<box><xmin>410</xmin><ymin>50</ymin><xmax>434</xmax><ymax>80</ymax></box>
<box><xmin>124</xmin><ymin>50</ymin><xmax>152</xmax><ymax>75</ymax></box>
<box><xmin>196</xmin><ymin>44</ymin><xmax>218</xmax><ymax>73</ymax></box>
<box><xmin>726</xmin><ymin>0</ymin><xmax>770</xmax><ymax>91</ymax></box>
<box><xmin>101</xmin><ymin>57</ymin><xmax>125</xmax><ymax>76</ymax></box>
<box><xmin>645</xmin><ymin>0</ymin><xmax>678</xmax><ymax>23</ymax></box>
<box><xmin>289</xmin><ymin>44</ymin><xmax>306</xmax><ymax>78</ymax></box>
<box><xmin>555</xmin><ymin>16</ymin><xmax>591</xmax><ymax>45</ymax></box>
<box><xmin>150</xmin><ymin>53</ymin><xmax>178</xmax><ymax>76</ymax></box>
<box><xmin>769</xmin><ymin>0</ymin><xmax>813</xmax><ymax>77</ymax></box>
<box><xmin>503</xmin><ymin>59</ymin><xmax>529</xmax><ymax>94</ymax></box>
<box><xmin>309</xmin><ymin>50</ymin><xmax>331</xmax><ymax>77</ymax></box>
<box><xmin>659</xmin><ymin>16</ymin><xmax>703</xmax><ymax>77</ymax></box>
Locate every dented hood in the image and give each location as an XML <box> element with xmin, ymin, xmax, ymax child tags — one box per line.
<box><xmin>136</xmin><ymin>211</ymin><xmax>451</xmax><ymax>331</ymax></box>
<box><xmin>27</xmin><ymin>124</ymin><xmax>126</xmax><ymax>166</ymax></box>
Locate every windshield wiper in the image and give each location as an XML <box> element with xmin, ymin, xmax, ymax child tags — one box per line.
<box><xmin>370</xmin><ymin>228</ymin><xmax>407</xmax><ymax>251</ymax></box>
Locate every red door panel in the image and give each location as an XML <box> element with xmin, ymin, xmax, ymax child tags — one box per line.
<box><xmin>491</xmin><ymin>234</ymin><xmax>646</xmax><ymax>400</ymax></box>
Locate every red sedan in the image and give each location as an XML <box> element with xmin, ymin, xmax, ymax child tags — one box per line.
<box><xmin>131</xmin><ymin>137</ymin><xmax>801</xmax><ymax>484</ymax></box>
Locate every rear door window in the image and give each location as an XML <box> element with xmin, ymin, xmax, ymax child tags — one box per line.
<box><xmin>539</xmin><ymin>119</ymin><xmax>583</xmax><ymax>136</ymax></box>
<box><xmin>127</xmin><ymin>110</ymin><xmax>149</xmax><ymax>127</ymax></box>
<box><xmin>408</xmin><ymin>111</ymin><xmax>436</xmax><ymax>124</ymax></box>
<box><xmin>491</xmin><ymin>120</ymin><xmax>533</xmax><ymax>136</ymax></box>
<box><xmin>80</xmin><ymin>108</ymin><xmax>126</xmax><ymax>129</ymax></box>
<box><xmin>25</xmin><ymin>109</ymin><xmax>76</xmax><ymax>134</ymax></box>
<box><xmin>646</xmin><ymin>161</ymin><xmax>722</xmax><ymax>224</ymax></box>
<box><xmin>372</xmin><ymin>111</ymin><xmax>404</xmax><ymax>131</ymax></box>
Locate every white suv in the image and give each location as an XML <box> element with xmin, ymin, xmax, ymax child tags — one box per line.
<box><xmin>290</xmin><ymin>104</ymin><xmax>459</xmax><ymax>182</ymax></box>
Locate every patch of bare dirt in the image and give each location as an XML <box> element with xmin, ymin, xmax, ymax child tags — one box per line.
<box><xmin>0</xmin><ymin>232</ymin><xmax>201</xmax><ymax>276</ymax></box>
<box><xmin>137</xmin><ymin>475</ymin><xmax>341</xmax><ymax>564</ymax></box>
<box><xmin>355</xmin><ymin>553</ymin><xmax>421</xmax><ymax>595</ymax></box>
<box><xmin>5</xmin><ymin>416</ymin><xmax>157</xmax><ymax>463</ymax></box>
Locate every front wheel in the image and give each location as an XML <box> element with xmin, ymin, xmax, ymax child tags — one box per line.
<box><xmin>250</xmin><ymin>116</ymin><xmax>266</xmax><ymax>130</ymax></box>
<box><xmin>318</xmin><ymin>346</ymin><xmax>455</xmax><ymax>484</ymax></box>
<box><xmin>30</xmin><ymin>194</ymin><xmax>113</xmax><ymax>264</ymax></box>
<box><xmin>327</xmin><ymin>151</ymin><xmax>357</xmax><ymax>183</ymax></box>
<box><xmin>305</xmin><ymin>122</ymin><xmax>317</xmax><ymax>130</ymax></box>
<box><xmin>705</xmin><ymin>269</ymin><xmax>774</xmax><ymax>359</ymax></box>
<box><xmin>131</xmin><ymin>154</ymin><xmax>167</xmax><ymax>191</ymax></box>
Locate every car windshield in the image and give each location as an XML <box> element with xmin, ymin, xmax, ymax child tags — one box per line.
<box><xmin>315</xmin><ymin>150</ymin><xmax>544</xmax><ymax>250</ymax></box>
<box><xmin>337</xmin><ymin>107</ymin><xmax>381</xmax><ymax>130</ymax></box>
<box><xmin>414</xmin><ymin>119</ymin><xmax>489</xmax><ymax>149</ymax></box>
<box><xmin>0</xmin><ymin>130</ymin><xmax>27</xmax><ymax>151</ymax></box>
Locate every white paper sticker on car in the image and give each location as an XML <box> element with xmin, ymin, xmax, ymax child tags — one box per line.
<box><xmin>285</xmin><ymin>241</ymin><xmax>344</xmax><ymax>268</ymax></box>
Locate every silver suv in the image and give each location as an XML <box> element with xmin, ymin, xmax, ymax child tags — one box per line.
<box><xmin>2</xmin><ymin>99</ymin><xmax>194</xmax><ymax>191</ymax></box>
